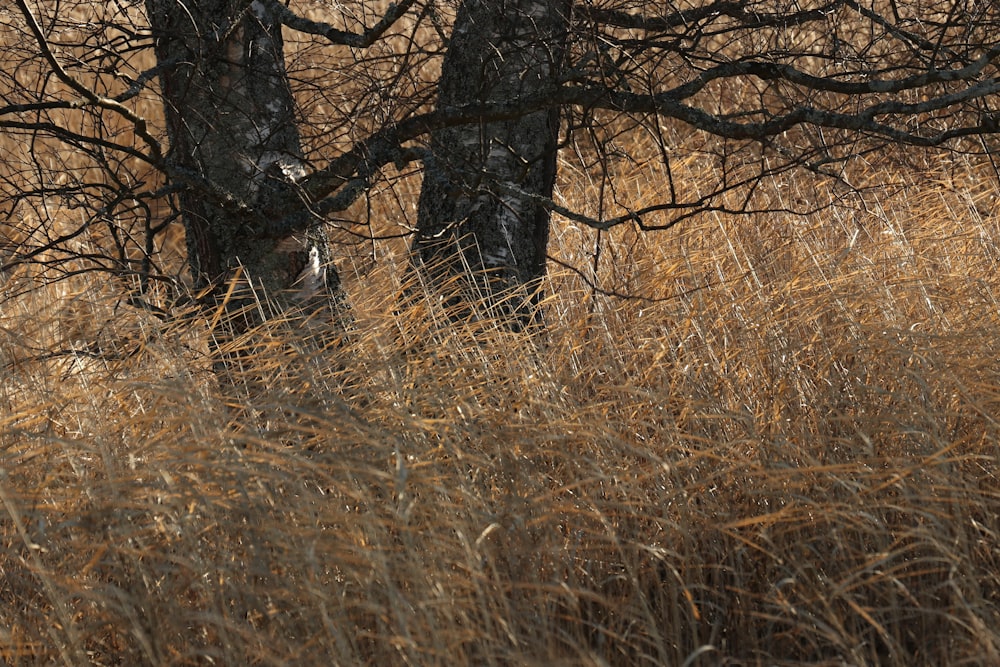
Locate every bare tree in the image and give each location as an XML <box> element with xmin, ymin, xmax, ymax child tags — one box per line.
<box><xmin>3</xmin><ymin>0</ymin><xmax>1000</xmax><ymax>331</ymax></box>
<box><xmin>413</xmin><ymin>0</ymin><xmax>571</xmax><ymax>327</ymax></box>
<box><xmin>411</xmin><ymin>0</ymin><xmax>1000</xmax><ymax>323</ymax></box>
<box><xmin>145</xmin><ymin>0</ymin><xmax>341</xmax><ymax>308</ymax></box>
<box><xmin>1</xmin><ymin>0</ymin><xmax>429</xmax><ymax>320</ymax></box>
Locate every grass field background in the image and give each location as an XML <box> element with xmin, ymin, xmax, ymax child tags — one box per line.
<box><xmin>3</xmin><ymin>2</ymin><xmax>1000</xmax><ymax>665</ymax></box>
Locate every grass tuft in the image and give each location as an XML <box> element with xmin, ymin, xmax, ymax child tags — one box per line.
<box><xmin>4</xmin><ymin>146</ymin><xmax>1000</xmax><ymax>665</ymax></box>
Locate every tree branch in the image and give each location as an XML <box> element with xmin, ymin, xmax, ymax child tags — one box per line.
<box><xmin>577</xmin><ymin>0</ymin><xmax>844</xmax><ymax>33</ymax></box>
<box><xmin>13</xmin><ymin>0</ymin><xmax>163</xmax><ymax>161</ymax></box>
<box><xmin>261</xmin><ymin>65</ymin><xmax>998</xmax><ymax>237</ymax></box>
<box><xmin>665</xmin><ymin>46</ymin><xmax>1000</xmax><ymax>101</ymax></box>
<box><xmin>265</xmin><ymin>0</ymin><xmax>420</xmax><ymax>47</ymax></box>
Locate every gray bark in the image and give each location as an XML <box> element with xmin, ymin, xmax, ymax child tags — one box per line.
<box><xmin>413</xmin><ymin>0</ymin><xmax>569</xmax><ymax>326</ymax></box>
<box><xmin>146</xmin><ymin>0</ymin><xmax>342</xmax><ymax>310</ymax></box>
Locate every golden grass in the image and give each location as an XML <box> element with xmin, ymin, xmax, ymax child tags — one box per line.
<box><xmin>3</xmin><ymin>2</ymin><xmax>1000</xmax><ymax>665</ymax></box>
<box><xmin>3</xmin><ymin>137</ymin><xmax>1000</xmax><ymax>666</ymax></box>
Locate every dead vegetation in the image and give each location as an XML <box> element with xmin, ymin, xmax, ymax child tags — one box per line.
<box><xmin>3</xmin><ymin>137</ymin><xmax>1000</xmax><ymax>666</ymax></box>
<box><xmin>3</xmin><ymin>2</ymin><xmax>1000</xmax><ymax>665</ymax></box>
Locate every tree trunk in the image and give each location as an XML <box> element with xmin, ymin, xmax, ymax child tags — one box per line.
<box><xmin>413</xmin><ymin>0</ymin><xmax>569</xmax><ymax>327</ymax></box>
<box><xmin>146</xmin><ymin>0</ymin><xmax>343</xmax><ymax>313</ymax></box>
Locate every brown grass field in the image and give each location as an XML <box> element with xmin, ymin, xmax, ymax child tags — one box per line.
<box><xmin>3</xmin><ymin>2</ymin><xmax>1000</xmax><ymax>665</ymax></box>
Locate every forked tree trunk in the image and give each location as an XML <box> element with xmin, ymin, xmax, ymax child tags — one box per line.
<box><xmin>146</xmin><ymin>0</ymin><xmax>342</xmax><ymax>312</ymax></box>
<box><xmin>413</xmin><ymin>0</ymin><xmax>569</xmax><ymax>327</ymax></box>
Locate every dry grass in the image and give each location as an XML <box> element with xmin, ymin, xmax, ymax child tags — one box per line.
<box><xmin>3</xmin><ymin>2</ymin><xmax>1000</xmax><ymax>665</ymax></box>
<box><xmin>3</xmin><ymin>140</ymin><xmax>1000</xmax><ymax>666</ymax></box>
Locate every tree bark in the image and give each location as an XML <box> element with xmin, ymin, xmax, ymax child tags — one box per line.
<box><xmin>413</xmin><ymin>0</ymin><xmax>569</xmax><ymax>327</ymax></box>
<box><xmin>146</xmin><ymin>0</ymin><xmax>343</xmax><ymax>312</ymax></box>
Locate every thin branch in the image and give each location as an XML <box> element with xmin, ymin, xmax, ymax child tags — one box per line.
<box><xmin>13</xmin><ymin>0</ymin><xmax>163</xmax><ymax>161</ymax></box>
<box><xmin>665</xmin><ymin>47</ymin><xmax>1000</xmax><ymax>101</ymax></box>
<box><xmin>566</xmin><ymin>80</ymin><xmax>1000</xmax><ymax>145</ymax></box>
<box><xmin>547</xmin><ymin>253</ymin><xmax>738</xmax><ymax>305</ymax></box>
<box><xmin>0</xmin><ymin>120</ymin><xmax>157</xmax><ymax>164</ymax></box>
<box><xmin>265</xmin><ymin>0</ymin><xmax>420</xmax><ymax>47</ymax></box>
<box><xmin>269</xmin><ymin>69</ymin><xmax>1000</xmax><ymax>235</ymax></box>
<box><xmin>577</xmin><ymin>0</ymin><xmax>844</xmax><ymax>33</ymax></box>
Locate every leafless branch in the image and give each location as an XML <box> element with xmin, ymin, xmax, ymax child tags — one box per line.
<box><xmin>266</xmin><ymin>0</ymin><xmax>421</xmax><ymax>47</ymax></box>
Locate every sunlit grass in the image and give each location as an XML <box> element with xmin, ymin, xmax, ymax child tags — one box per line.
<box><xmin>3</xmin><ymin>139</ymin><xmax>1000</xmax><ymax>666</ymax></box>
<box><xmin>2</xmin><ymin>1</ymin><xmax>1000</xmax><ymax>662</ymax></box>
